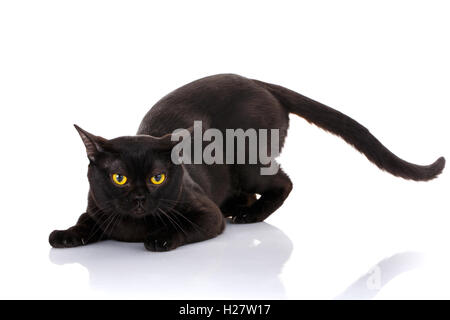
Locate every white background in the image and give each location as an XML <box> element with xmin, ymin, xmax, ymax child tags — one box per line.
<box><xmin>0</xmin><ymin>0</ymin><xmax>449</xmax><ymax>299</ymax></box>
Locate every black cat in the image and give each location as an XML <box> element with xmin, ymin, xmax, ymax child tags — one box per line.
<box><xmin>49</xmin><ymin>74</ymin><xmax>445</xmax><ymax>251</ymax></box>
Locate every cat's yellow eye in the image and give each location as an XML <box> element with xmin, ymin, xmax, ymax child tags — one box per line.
<box><xmin>112</xmin><ymin>173</ymin><xmax>127</xmax><ymax>185</ymax></box>
<box><xmin>150</xmin><ymin>173</ymin><xmax>166</xmax><ymax>185</ymax></box>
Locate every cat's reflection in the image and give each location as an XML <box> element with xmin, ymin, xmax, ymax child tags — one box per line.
<box><xmin>336</xmin><ymin>251</ymin><xmax>425</xmax><ymax>300</ymax></box>
<box><xmin>49</xmin><ymin>221</ymin><xmax>293</xmax><ymax>299</ymax></box>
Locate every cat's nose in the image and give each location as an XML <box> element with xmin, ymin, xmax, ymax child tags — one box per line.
<box><xmin>134</xmin><ymin>194</ymin><xmax>146</xmax><ymax>202</ymax></box>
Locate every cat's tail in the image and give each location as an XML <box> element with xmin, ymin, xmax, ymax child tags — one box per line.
<box><xmin>255</xmin><ymin>80</ymin><xmax>445</xmax><ymax>181</ymax></box>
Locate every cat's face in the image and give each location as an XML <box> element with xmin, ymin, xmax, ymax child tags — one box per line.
<box><xmin>75</xmin><ymin>125</ymin><xmax>183</xmax><ymax>217</ymax></box>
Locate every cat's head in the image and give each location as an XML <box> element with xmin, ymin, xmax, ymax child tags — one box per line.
<box><xmin>74</xmin><ymin>125</ymin><xmax>183</xmax><ymax>217</ymax></box>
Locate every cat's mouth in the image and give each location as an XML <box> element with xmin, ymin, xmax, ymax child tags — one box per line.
<box><xmin>132</xmin><ymin>203</ymin><xmax>147</xmax><ymax>216</ymax></box>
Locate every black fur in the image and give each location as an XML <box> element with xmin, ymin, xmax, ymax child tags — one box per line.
<box><xmin>49</xmin><ymin>74</ymin><xmax>445</xmax><ymax>251</ymax></box>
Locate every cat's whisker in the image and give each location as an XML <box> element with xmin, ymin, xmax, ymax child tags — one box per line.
<box><xmin>159</xmin><ymin>198</ymin><xmax>188</xmax><ymax>206</ymax></box>
<box><xmin>101</xmin><ymin>213</ymin><xmax>120</xmax><ymax>239</ymax></box>
<box><xmin>157</xmin><ymin>208</ymin><xmax>187</xmax><ymax>236</ymax></box>
<box><xmin>89</xmin><ymin>209</ymin><xmax>118</xmax><ymax>241</ymax></box>
<box><xmin>154</xmin><ymin>208</ymin><xmax>168</xmax><ymax>228</ymax></box>
<box><xmin>163</xmin><ymin>205</ymin><xmax>205</xmax><ymax>233</ymax></box>
<box><xmin>109</xmin><ymin>213</ymin><xmax>123</xmax><ymax>237</ymax></box>
<box><xmin>157</xmin><ymin>208</ymin><xmax>178</xmax><ymax>233</ymax></box>
<box><xmin>86</xmin><ymin>206</ymin><xmax>115</xmax><ymax>241</ymax></box>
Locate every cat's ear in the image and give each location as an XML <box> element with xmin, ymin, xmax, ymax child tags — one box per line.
<box><xmin>74</xmin><ymin>124</ymin><xmax>107</xmax><ymax>162</ymax></box>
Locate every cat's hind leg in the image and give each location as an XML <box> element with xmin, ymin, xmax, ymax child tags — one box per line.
<box><xmin>232</xmin><ymin>166</ymin><xmax>292</xmax><ymax>224</ymax></box>
<box><xmin>220</xmin><ymin>192</ymin><xmax>257</xmax><ymax>217</ymax></box>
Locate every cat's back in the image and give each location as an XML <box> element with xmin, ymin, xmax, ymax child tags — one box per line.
<box><xmin>137</xmin><ymin>74</ymin><xmax>286</xmax><ymax>136</ymax></box>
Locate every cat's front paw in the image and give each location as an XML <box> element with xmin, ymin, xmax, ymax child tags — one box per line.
<box><xmin>144</xmin><ymin>236</ymin><xmax>180</xmax><ymax>252</ymax></box>
<box><xmin>49</xmin><ymin>229</ymin><xmax>86</xmax><ymax>248</ymax></box>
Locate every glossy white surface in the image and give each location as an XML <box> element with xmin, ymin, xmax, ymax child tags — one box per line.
<box><xmin>0</xmin><ymin>0</ymin><xmax>449</xmax><ymax>299</ymax></box>
<box><xmin>49</xmin><ymin>223</ymin><xmax>292</xmax><ymax>299</ymax></box>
